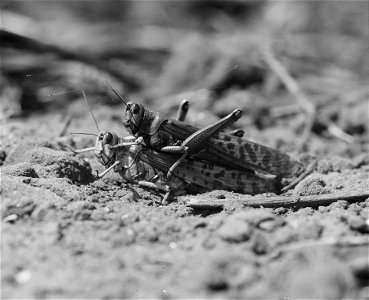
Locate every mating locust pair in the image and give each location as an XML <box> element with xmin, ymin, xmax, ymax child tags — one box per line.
<box><xmin>74</xmin><ymin>88</ymin><xmax>304</xmax><ymax>203</ymax></box>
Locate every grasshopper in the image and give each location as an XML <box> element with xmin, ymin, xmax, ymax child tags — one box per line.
<box><xmin>73</xmin><ymin>93</ymin><xmax>278</xmax><ymax>203</ymax></box>
<box><xmin>93</xmin><ymin>132</ymin><xmax>278</xmax><ymax>203</ymax></box>
<box><xmin>108</xmin><ymin>85</ymin><xmax>304</xmax><ymax>181</ymax></box>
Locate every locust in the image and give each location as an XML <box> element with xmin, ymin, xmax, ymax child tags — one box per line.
<box><xmin>107</xmin><ymin>84</ymin><xmax>304</xmax><ymax>181</ymax></box>
<box><xmin>93</xmin><ymin>132</ymin><xmax>278</xmax><ymax>203</ymax></box>
<box><xmin>72</xmin><ymin>92</ymin><xmax>278</xmax><ymax>203</ymax></box>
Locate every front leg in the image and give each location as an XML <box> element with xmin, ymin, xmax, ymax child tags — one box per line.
<box><xmin>108</xmin><ymin>136</ymin><xmax>144</xmax><ymax>150</ymax></box>
<box><xmin>97</xmin><ymin>160</ymin><xmax>120</xmax><ymax>178</ymax></box>
<box><xmin>138</xmin><ymin>180</ymin><xmax>172</xmax><ymax>204</ymax></box>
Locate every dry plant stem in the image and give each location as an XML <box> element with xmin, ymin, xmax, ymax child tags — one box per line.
<box><xmin>269</xmin><ymin>104</ymin><xmax>302</xmax><ymax>118</ymax></box>
<box><xmin>186</xmin><ymin>192</ymin><xmax>369</xmax><ymax>209</ymax></box>
<box><xmin>0</xmin><ymin>29</ymin><xmax>138</xmax><ymax>89</ymax></box>
<box><xmin>262</xmin><ymin>47</ymin><xmax>316</xmax><ymax>150</ymax></box>
<box><xmin>265</xmin><ymin>236</ymin><xmax>369</xmax><ymax>262</ymax></box>
<box><xmin>327</xmin><ymin>122</ymin><xmax>356</xmax><ymax>144</ymax></box>
<box><xmin>278</xmin><ymin>236</ymin><xmax>369</xmax><ymax>252</ymax></box>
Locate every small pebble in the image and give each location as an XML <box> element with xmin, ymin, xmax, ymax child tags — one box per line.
<box><xmin>169</xmin><ymin>242</ymin><xmax>177</xmax><ymax>249</ymax></box>
<box><xmin>217</xmin><ymin>218</ymin><xmax>252</xmax><ymax>242</ymax></box>
<box><xmin>3</xmin><ymin>214</ymin><xmax>18</xmax><ymax>223</ymax></box>
<box><xmin>15</xmin><ymin>269</ymin><xmax>32</xmax><ymax>284</ymax></box>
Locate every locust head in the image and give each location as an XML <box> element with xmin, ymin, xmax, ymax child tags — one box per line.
<box><xmin>122</xmin><ymin>102</ymin><xmax>145</xmax><ymax>135</ymax></box>
<box><xmin>94</xmin><ymin>130</ymin><xmax>119</xmax><ymax>168</ymax></box>
<box><xmin>108</xmin><ymin>84</ymin><xmax>159</xmax><ymax>136</ymax></box>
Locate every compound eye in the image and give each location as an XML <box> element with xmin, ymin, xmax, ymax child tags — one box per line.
<box><xmin>104</xmin><ymin>132</ymin><xmax>113</xmax><ymax>144</ymax></box>
<box><xmin>132</xmin><ymin>103</ymin><xmax>140</xmax><ymax>114</ymax></box>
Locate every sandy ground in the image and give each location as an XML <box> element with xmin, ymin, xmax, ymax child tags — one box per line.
<box><xmin>1</xmin><ymin>103</ymin><xmax>369</xmax><ymax>299</ymax></box>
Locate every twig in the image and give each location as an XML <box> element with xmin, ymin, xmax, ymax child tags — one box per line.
<box><xmin>327</xmin><ymin>122</ymin><xmax>356</xmax><ymax>144</ymax></box>
<box><xmin>186</xmin><ymin>192</ymin><xmax>369</xmax><ymax>209</ymax></box>
<box><xmin>278</xmin><ymin>236</ymin><xmax>369</xmax><ymax>252</ymax></box>
<box><xmin>0</xmin><ymin>29</ymin><xmax>139</xmax><ymax>89</ymax></box>
<box><xmin>262</xmin><ymin>45</ymin><xmax>316</xmax><ymax>151</ymax></box>
<box><xmin>265</xmin><ymin>236</ymin><xmax>369</xmax><ymax>262</ymax></box>
<box><xmin>269</xmin><ymin>103</ymin><xmax>302</xmax><ymax>118</ymax></box>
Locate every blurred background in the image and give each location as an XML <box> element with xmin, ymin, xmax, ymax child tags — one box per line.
<box><xmin>1</xmin><ymin>0</ymin><xmax>368</xmax><ymax>157</ymax></box>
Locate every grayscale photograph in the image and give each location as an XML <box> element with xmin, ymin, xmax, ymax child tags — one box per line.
<box><xmin>1</xmin><ymin>0</ymin><xmax>368</xmax><ymax>299</ymax></box>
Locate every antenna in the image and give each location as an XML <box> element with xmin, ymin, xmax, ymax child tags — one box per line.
<box><xmin>105</xmin><ymin>81</ymin><xmax>129</xmax><ymax>107</ymax></box>
<box><xmin>70</xmin><ymin>132</ymin><xmax>99</xmax><ymax>137</ymax></box>
<box><xmin>82</xmin><ymin>90</ymin><xmax>100</xmax><ymax>132</ymax></box>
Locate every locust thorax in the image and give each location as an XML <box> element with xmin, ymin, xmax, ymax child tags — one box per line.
<box><xmin>94</xmin><ymin>130</ymin><xmax>119</xmax><ymax>167</ymax></box>
<box><xmin>123</xmin><ymin>102</ymin><xmax>145</xmax><ymax>135</ymax></box>
<box><xmin>116</xmin><ymin>136</ymin><xmax>148</xmax><ymax>181</ymax></box>
<box><xmin>117</xmin><ymin>136</ymin><xmax>141</xmax><ymax>169</ymax></box>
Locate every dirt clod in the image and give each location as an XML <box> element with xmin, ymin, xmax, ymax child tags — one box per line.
<box><xmin>0</xmin><ymin>149</ymin><xmax>7</xmax><ymax>166</ymax></box>
<box><xmin>29</xmin><ymin>147</ymin><xmax>94</xmax><ymax>184</ymax></box>
<box><xmin>1</xmin><ymin>162</ymin><xmax>39</xmax><ymax>178</ymax></box>
<box><xmin>256</xmin><ymin>249</ymin><xmax>356</xmax><ymax>299</ymax></box>
<box><xmin>293</xmin><ymin>174</ymin><xmax>331</xmax><ymax>196</ymax></box>
<box><xmin>217</xmin><ymin>217</ymin><xmax>252</xmax><ymax>242</ymax></box>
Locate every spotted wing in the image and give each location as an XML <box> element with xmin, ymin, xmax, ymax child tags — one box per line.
<box><xmin>206</xmin><ymin>133</ymin><xmax>303</xmax><ymax>177</ymax></box>
<box><xmin>161</xmin><ymin>120</ymin><xmax>303</xmax><ymax>178</ymax></box>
